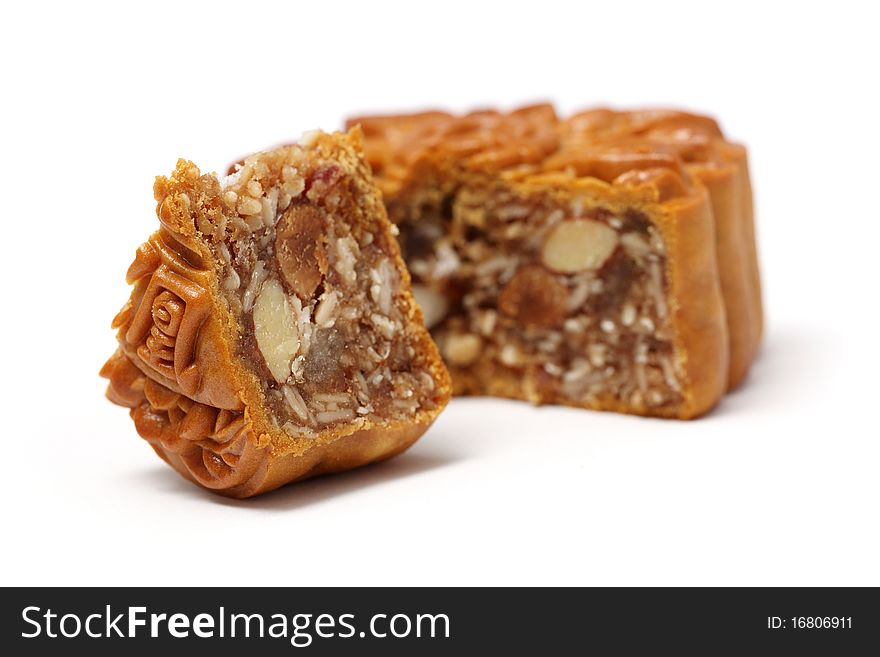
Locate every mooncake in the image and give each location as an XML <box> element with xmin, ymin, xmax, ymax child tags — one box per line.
<box><xmin>349</xmin><ymin>105</ymin><xmax>761</xmax><ymax>418</ymax></box>
<box><xmin>102</xmin><ymin>130</ymin><xmax>451</xmax><ymax>497</ymax></box>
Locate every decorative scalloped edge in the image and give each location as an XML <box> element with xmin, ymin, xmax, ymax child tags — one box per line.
<box><xmin>348</xmin><ymin>104</ymin><xmax>738</xmax><ymax>204</ymax></box>
<box><xmin>112</xmin><ymin>227</ymin><xmax>243</xmax><ymax>411</ymax></box>
<box><xmin>101</xmin><ymin>349</ymin><xmax>269</xmax><ymax>492</ymax></box>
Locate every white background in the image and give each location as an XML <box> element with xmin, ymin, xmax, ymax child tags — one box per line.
<box><xmin>2</xmin><ymin>1</ymin><xmax>878</xmax><ymax>586</ymax></box>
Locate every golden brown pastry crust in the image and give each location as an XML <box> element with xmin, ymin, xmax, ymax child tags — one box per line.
<box><xmin>101</xmin><ymin>349</ymin><xmax>434</xmax><ymax>497</ymax></box>
<box><xmin>102</xmin><ymin>130</ymin><xmax>451</xmax><ymax>497</ymax></box>
<box><xmin>348</xmin><ymin>104</ymin><xmax>761</xmax><ymax>417</ymax></box>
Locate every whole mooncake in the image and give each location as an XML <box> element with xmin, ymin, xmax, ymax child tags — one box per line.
<box><xmin>101</xmin><ymin>130</ymin><xmax>451</xmax><ymax>497</ymax></box>
<box><xmin>348</xmin><ymin>104</ymin><xmax>761</xmax><ymax>418</ymax></box>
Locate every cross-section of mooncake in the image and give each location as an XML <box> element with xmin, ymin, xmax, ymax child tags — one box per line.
<box><xmin>101</xmin><ymin>129</ymin><xmax>451</xmax><ymax>497</ymax></box>
<box><xmin>348</xmin><ymin>104</ymin><xmax>761</xmax><ymax>418</ymax></box>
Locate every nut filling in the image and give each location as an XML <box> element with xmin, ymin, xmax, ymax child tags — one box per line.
<box><xmin>213</xmin><ymin>153</ymin><xmax>439</xmax><ymax>438</ymax></box>
<box><xmin>398</xmin><ymin>188</ymin><xmax>684</xmax><ymax>411</ymax></box>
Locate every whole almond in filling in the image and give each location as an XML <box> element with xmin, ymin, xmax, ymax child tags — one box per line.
<box><xmin>275</xmin><ymin>204</ymin><xmax>329</xmax><ymax>299</ymax></box>
<box><xmin>411</xmin><ymin>284</ymin><xmax>449</xmax><ymax>329</ymax></box>
<box><xmin>253</xmin><ymin>278</ymin><xmax>301</xmax><ymax>383</ymax></box>
<box><xmin>541</xmin><ymin>218</ymin><xmax>619</xmax><ymax>274</ymax></box>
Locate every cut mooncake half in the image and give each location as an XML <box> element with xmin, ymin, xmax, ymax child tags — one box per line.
<box><xmin>349</xmin><ymin>104</ymin><xmax>760</xmax><ymax>419</ymax></box>
<box><xmin>101</xmin><ymin>129</ymin><xmax>451</xmax><ymax>498</ymax></box>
